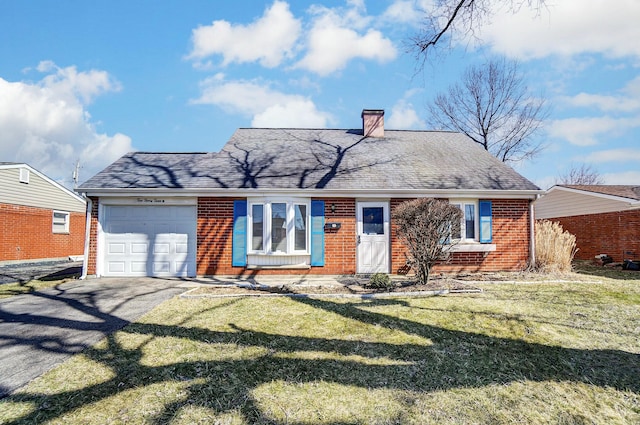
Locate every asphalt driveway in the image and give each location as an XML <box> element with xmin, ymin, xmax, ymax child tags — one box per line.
<box><xmin>0</xmin><ymin>260</ymin><xmax>83</xmax><ymax>285</ymax></box>
<box><xmin>0</xmin><ymin>277</ymin><xmax>187</xmax><ymax>398</ymax></box>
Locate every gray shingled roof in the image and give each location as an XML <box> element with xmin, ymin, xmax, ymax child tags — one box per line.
<box><xmin>79</xmin><ymin>129</ymin><xmax>540</xmax><ymax>191</ymax></box>
<box><xmin>560</xmin><ymin>185</ymin><xmax>640</xmax><ymax>201</ymax></box>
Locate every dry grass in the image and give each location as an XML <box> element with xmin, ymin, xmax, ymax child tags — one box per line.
<box><xmin>0</xmin><ymin>279</ymin><xmax>74</xmax><ymax>299</ymax></box>
<box><xmin>0</xmin><ymin>268</ymin><xmax>639</xmax><ymax>424</ymax></box>
<box><xmin>535</xmin><ymin>220</ymin><xmax>578</xmax><ymax>273</ymax></box>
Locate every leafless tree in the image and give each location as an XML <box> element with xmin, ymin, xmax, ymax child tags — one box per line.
<box><xmin>428</xmin><ymin>58</ymin><xmax>547</xmax><ymax>163</ymax></box>
<box><xmin>556</xmin><ymin>163</ymin><xmax>604</xmax><ymax>185</ymax></box>
<box><xmin>393</xmin><ymin>198</ymin><xmax>462</xmax><ymax>284</ymax></box>
<box><xmin>411</xmin><ymin>0</ymin><xmax>547</xmax><ymax>61</ymax></box>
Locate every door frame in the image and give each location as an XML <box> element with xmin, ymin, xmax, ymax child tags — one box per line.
<box><xmin>356</xmin><ymin>200</ymin><xmax>390</xmax><ymax>274</ymax></box>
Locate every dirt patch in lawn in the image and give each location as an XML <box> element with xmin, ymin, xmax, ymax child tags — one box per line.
<box><xmin>182</xmin><ymin>272</ymin><xmax>534</xmax><ymax>297</ymax></box>
<box><xmin>182</xmin><ymin>265</ymin><xmax>620</xmax><ymax>298</ymax></box>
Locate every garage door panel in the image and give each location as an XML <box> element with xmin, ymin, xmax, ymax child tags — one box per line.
<box><xmin>153</xmin><ymin>262</ymin><xmax>170</xmax><ymax>273</ymax></box>
<box><xmin>131</xmin><ymin>262</ymin><xmax>147</xmax><ymax>273</ymax></box>
<box><xmin>102</xmin><ymin>204</ymin><xmax>196</xmax><ymax>277</ymax></box>
<box><xmin>108</xmin><ymin>262</ymin><xmax>126</xmax><ymax>273</ymax></box>
<box><xmin>108</xmin><ymin>243</ymin><xmax>126</xmax><ymax>254</ymax></box>
<box><xmin>153</xmin><ymin>243</ymin><xmax>170</xmax><ymax>254</ymax></box>
<box><xmin>131</xmin><ymin>243</ymin><xmax>148</xmax><ymax>254</ymax></box>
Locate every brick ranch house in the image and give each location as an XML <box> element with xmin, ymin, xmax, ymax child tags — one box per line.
<box><xmin>535</xmin><ymin>185</ymin><xmax>640</xmax><ymax>262</ymax></box>
<box><xmin>76</xmin><ymin>110</ymin><xmax>542</xmax><ymax>278</ymax></box>
<box><xmin>0</xmin><ymin>163</ymin><xmax>86</xmax><ymax>264</ymax></box>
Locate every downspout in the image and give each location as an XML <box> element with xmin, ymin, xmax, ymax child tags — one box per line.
<box><xmin>529</xmin><ymin>195</ymin><xmax>539</xmax><ymax>269</ymax></box>
<box><xmin>80</xmin><ymin>196</ymin><xmax>92</xmax><ymax>280</ymax></box>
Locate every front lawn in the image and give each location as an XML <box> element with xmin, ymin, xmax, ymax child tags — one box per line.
<box><xmin>1</xmin><ymin>270</ymin><xmax>639</xmax><ymax>424</ymax></box>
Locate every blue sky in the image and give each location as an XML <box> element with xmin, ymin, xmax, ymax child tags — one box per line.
<box><xmin>1</xmin><ymin>0</ymin><xmax>639</xmax><ymax>190</ymax></box>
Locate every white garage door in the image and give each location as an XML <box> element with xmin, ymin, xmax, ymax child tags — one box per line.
<box><xmin>102</xmin><ymin>205</ymin><xmax>197</xmax><ymax>277</ymax></box>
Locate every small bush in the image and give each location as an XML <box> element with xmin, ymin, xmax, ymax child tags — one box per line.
<box><xmin>365</xmin><ymin>273</ymin><xmax>394</xmax><ymax>291</ymax></box>
<box><xmin>535</xmin><ymin>220</ymin><xmax>578</xmax><ymax>273</ymax></box>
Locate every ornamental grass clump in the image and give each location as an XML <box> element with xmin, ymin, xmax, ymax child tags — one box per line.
<box><xmin>535</xmin><ymin>219</ymin><xmax>578</xmax><ymax>273</ymax></box>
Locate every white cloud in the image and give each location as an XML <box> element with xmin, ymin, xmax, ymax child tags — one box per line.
<box><xmin>191</xmin><ymin>75</ymin><xmax>331</xmax><ymax>128</ymax></box>
<box><xmin>387</xmin><ymin>98</ymin><xmax>426</xmax><ymax>129</ymax></box>
<box><xmin>381</xmin><ymin>0</ymin><xmax>433</xmax><ymax>27</ymax></box>
<box><xmin>602</xmin><ymin>170</ymin><xmax>640</xmax><ymax>185</ymax></box>
<box><xmin>547</xmin><ymin>116</ymin><xmax>640</xmax><ymax>146</ymax></box>
<box><xmin>478</xmin><ymin>0</ymin><xmax>640</xmax><ymax>60</ymax></box>
<box><xmin>559</xmin><ymin>75</ymin><xmax>640</xmax><ymax>113</ymax></box>
<box><xmin>187</xmin><ymin>1</ymin><xmax>301</xmax><ymax>68</ymax></box>
<box><xmin>294</xmin><ymin>3</ymin><xmax>397</xmax><ymax>75</ymax></box>
<box><xmin>252</xmin><ymin>100</ymin><xmax>329</xmax><ymax>128</ymax></box>
<box><xmin>0</xmin><ymin>63</ymin><xmax>132</xmax><ymax>187</ymax></box>
<box><xmin>582</xmin><ymin>148</ymin><xmax>640</xmax><ymax>164</ymax></box>
<box><xmin>560</xmin><ymin>92</ymin><xmax>640</xmax><ymax>113</ymax></box>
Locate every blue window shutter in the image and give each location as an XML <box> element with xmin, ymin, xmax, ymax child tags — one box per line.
<box><xmin>232</xmin><ymin>200</ymin><xmax>247</xmax><ymax>267</ymax></box>
<box><xmin>310</xmin><ymin>200</ymin><xmax>325</xmax><ymax>266</ymax></box>
<box><xmin>479</xmin><ymin>200</ymin><xmax>492</xmax><ymax>243</ymax></box>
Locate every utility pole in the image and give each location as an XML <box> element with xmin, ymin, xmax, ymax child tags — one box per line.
<box><xmin>72</xmin><ymin>160</ymin><xmax>80</xmax><ymax>189</ymax></box>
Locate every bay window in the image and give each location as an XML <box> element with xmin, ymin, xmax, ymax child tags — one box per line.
<box><xmin>248</xmin><ymin>199</ymin><xmax>310</xmax><ymax>254</ymax></box>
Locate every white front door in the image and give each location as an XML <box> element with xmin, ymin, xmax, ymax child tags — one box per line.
<box><xmin>356</xmin><ymin>201</ymin><xmax>389</xmax><ymax>274</ymax></box>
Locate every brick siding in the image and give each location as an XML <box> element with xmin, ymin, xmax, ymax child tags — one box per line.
<box><xmin>86</xmin><ymin>197</ymin><xmax>99</xmax><ymax>275</ymax></box>
<box><xmin>547</xmin><ymin>210</ymin><xmax>640</xmax><ymax>262</ymax></box>
<box><xmin>0</xmin><ymin>202</ymin><xmax>85</xmax><ymax>262</ymax></box>
<box><xmin>391</xmin><ymin>198</ymin><xmax>532</xmax><ymax>274</ymax></box>
<box><xmin>196</xmin><ymin>197</ymin><xmax>358</xmax><ymax>276</ymax></box>
<box><xmin>88</xmin><ymin>196</ymin><xmax>533</xmax><ymax>277</ymax></box>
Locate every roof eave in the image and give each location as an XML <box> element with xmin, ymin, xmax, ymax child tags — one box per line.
<box><xmin>548</xmin><ymin>185</ymin><xmax>640</xmax><ymax>205</ymax></box>
<box><xmin>76</xmin><ymin>187</ymin><xmax>543</xmax><ymax>200</ymax></box>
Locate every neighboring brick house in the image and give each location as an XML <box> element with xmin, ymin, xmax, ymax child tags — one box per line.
<box><xmin>535</xmin><ymin>185</ymin><xmax>640</xmax><ymax>262</ymax></box>
<box><xmin>0</xmin><ymin>163</ymin><xmax>86</xmax><ymax>264</ymax></box>
<box><xmin>76</xmin><ymin>109</ymin><xmax>542</xmax><ymax>278</ymax></box>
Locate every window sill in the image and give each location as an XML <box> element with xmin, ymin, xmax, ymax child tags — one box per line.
<box><xmin>247</xmin><ymin>253</ymin><xmax>310</xmax><ymax>268</ymax></box>
<box><xmin>450</xmin><ymin>243</ymin><xmax>496</xmax><ymax>253</ymax></box>
<box><xmin>248</xmin><ymin>252</ymin><xmax>310</xmax><ymax>257</ymax></box>
<box><xmin>246</xmin><ymin>264</ymin><xmax>311</xmax><ymax>270</ymax></box>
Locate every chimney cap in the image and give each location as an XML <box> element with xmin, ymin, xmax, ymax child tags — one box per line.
<box><xmin>361</xmin><ymin>109</ymin><xmax>385</xmax><ymax>117</ymax></box>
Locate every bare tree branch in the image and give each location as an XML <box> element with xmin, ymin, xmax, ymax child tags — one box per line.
<box><xmin>428</xmin><ymin>58</ymin><xmax>548</xmax><ymax>163</ymax></box>
<box><xmin>411</xmin><ymin>0</ymin><xmax>547</xmax><ymax>62</ymax></box>
<box><xmin>556</xmin><ymin>163</ymin><xmax>604</xmax><ymax>185</ymax></box>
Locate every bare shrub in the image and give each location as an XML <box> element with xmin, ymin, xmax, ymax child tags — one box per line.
<box><xmin>535</xmin><ymin>220</ymin><xmax>578</xmax><ymax>273</ymax></box>
<box><xmin>393</xmin><ymin>198</ymin><xmax>462</xmax><ymax>284</ymax></box>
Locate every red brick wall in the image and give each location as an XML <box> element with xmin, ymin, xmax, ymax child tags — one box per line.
<box><xmin>391</xmin><ymin>198</ymin><xmax>532</xmax><ymax>274</ymax></box>
<box><xmin>88</xmin><ymin>196</ymin><xmax>533</xmax><ymax>276</ymax></box>
<box><xmin>86</xmin><ymin>197</ymin><xmax>99</xmax><ymax>275</ymax></box>
<box><xmin>197</xmin><ymin>197</ymin><xmax>240</xmax><ymax>275</ymax></box>
<box><xmin>0</xmin><ymin>203</ymin><xmax>85</xmax><ymax>262</ymax></box>
<box><xmin>548</xmin><ymin>210</ymin><xmax>640</xmax><ymax>262</ymax></box>
<box><xmin>196</xmin><ymin>197</ymin><xmax>358</xmax><ymax>276</ymax></box>
<box><xmin>321</xmin><ymin>198</ymin><xmax>357</xmax><ymax>274</ymax></box>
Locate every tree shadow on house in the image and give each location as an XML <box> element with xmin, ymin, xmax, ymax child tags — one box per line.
<box><xmin>1</xmin><ymin>291</ymin><xmax>638</xmax><ymax>424</ymax></box>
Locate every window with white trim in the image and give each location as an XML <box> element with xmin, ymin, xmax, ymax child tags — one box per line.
<box><xmin>451</xmin><ymin>200</ymin><xmax>478</xmax><ymax>242</ymax></box>
<box><xmin>248</xmin><ymin>199</ymin><xmax>310</xmax><ymax>254</ymax></box>
<box><xmin>52</xmin><ymin>210</ymin><xmax>70</xmax><ymax>234</ymax></box>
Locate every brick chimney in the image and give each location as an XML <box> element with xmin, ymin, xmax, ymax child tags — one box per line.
<box><xmin>361</xmin><ymin>109</ymin><xmax>384</xmax><ymax>137</ymax></box>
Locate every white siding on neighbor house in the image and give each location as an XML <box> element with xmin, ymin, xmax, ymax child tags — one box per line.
<box><xmin>535</xmin><ymin>188</ymin><xmax>632</xmax><ymax>219</ymax></box>
<box><xmin>0</xmin><ymin>167</ymin><xmax>85</xmax><ymax>212</ymax></box>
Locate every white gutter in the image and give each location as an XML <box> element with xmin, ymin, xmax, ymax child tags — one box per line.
<box><xmin>78</xmin><ymin>187</ymin><xmax>544</xmax><ymax>200</ymax></box>
<box><xmin>529</xmin><ymin>194</ymin><xmax>540</xmax><ymax>269</ymax></box>
<box><xmin>80</xmin><ymin>196</ymin><xmax>92</xmax><ymax>280</ymax></box>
